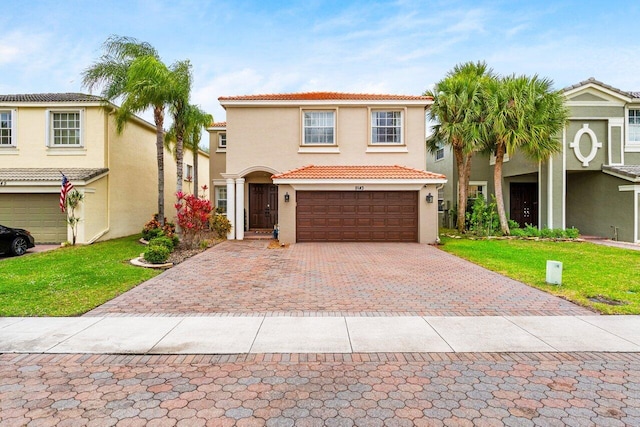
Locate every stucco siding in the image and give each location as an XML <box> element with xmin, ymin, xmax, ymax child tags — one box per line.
<box><xmin>566</xmin><ymin>172</ymin><xmax>633</xmax><ymax>241</ymax></box>
<box><xmin>0</xmin><ymin>106</ymin><xmax>106</xmax><ymax>169</ymax></box>
<box><xmin>106</xmin><ymin>116</ymin><xmax>159</xmax><ymax>240</ymax></box>
<box><xmin>81</xmin><ymin>176</ymin><xmax>109</xmax><ymax>243</ymax></box>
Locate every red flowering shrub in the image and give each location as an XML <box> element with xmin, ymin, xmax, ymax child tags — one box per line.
<box><xmin>175</xmin><ymin>192</ymin><xmax>213</xmax><ymax>248</ymax></box>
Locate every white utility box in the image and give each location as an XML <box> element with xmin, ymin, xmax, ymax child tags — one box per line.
<box><xmin>546</xmin><ymin>260</ymin><xmax>563</xmax><ymax>285</ymax></box>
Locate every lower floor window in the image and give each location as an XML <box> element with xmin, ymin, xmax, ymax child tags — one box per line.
<box><xmin>215</xmin><ymin>186</ymin><xmax>227</xmax><ymax>214</ymax></box>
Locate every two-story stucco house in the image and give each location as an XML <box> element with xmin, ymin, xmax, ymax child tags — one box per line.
<box><xmin>207</xmin><ymin>92</ymin><xmax>447</xmax><ymax>244</ymax></box>
<box><xmin>428</xmin><ymin>78</ymin><xmax>640</xmax><ymax>243</ymax></box>
<box><xmin>0</xmin><ymin>93</ymin><xmax>208</xmax><ymax>244</ymax></box>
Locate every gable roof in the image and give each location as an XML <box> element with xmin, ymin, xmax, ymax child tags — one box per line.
<box><xmin>0</xmin><ymin>93</ymin><xmax>104</xmax><ymax>103</ymax></box>
<box><xmin>563</xmin><ymin>78</ymin><xmax>640</xmax><ymax>100</ymax></box>
<box><xmin>272</xmin><ymin>165</ymin><xmax>446</xmax><ymax>181</ymax></box>
<box><xmin>219</xmin><ymin>92</ymin><xmax>432</xmax><ymax>101</ymax></box>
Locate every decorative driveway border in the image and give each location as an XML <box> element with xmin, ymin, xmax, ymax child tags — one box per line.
<box><xmin>86</xmin><ymin>240</ymin><xmax>593</xmax><ymax>317</ymax></box>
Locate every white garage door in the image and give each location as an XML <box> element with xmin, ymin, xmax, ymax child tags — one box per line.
<box><xmin>0</xmin><ymin>194</ymin><xmax>67</xmax><ymax>243</ymax></box>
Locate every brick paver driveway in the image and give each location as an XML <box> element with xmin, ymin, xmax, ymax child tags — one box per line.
<box><xmin>87</xmin><ymin>240</ymin><xmax>591</xmax><ymax>317</ymax></box>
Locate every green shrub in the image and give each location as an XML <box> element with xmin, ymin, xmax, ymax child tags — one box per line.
<box><xmin>142</xmin><ymin>216</ymin><xmax>176</xmax><ymax>241</ymax></box>
<box><xmin>565</xmin><ymin>227</ymin><xmax>580</xmax><ymax>239</ymax></box>
<box><xmin>143</xmin><ymin>227</ymin><xmax>164</xmax><ymax>241</ymax></box>
<box><xmin>466</xmin><ymin>195</ymin><xmax>499</xmax><ymax>236</ymax></box>
<box><xmin>510</xmin><ymin>228</ymin><xmax>527</xmax><ymax>237</ymax></box>
<box><xmin>508</xmin><ymin>219</ymin><xmax>520</xmax><ymax>230</ymax></box>
<box><xmin>149</xmin><ymin>236</ymin><xmax>174</xmax><ymax>252</ymax></box>
<box><xmin>523</xmin><ymin>224</ymin><xmax>540</xmax><ymax>237</ymax></box>
<box><xmin>209</xmin><ymin>213</ymin><xmax>233</xmax><ymax>239</ymax></box>
<box><xmin>144</xmin><ymin>245</ymin><xmax>170</xmax><ymax>264</ymax></box>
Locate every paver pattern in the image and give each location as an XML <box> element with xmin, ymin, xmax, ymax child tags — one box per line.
<box><xmin>86</xmin><ymin>241</ymin><xmax>592</xmax><ymax>317</ymax></box>
<box><xmin>2</xmin><ymin>352</ymin><xmax>639</xmax><ymax>426</ymax></box>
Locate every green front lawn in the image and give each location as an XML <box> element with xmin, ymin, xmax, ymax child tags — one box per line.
<box><xmin>439</xmin><ymin>233</ymin><xmax>640</xmax><ymax>314</ymax></box>
<box><xmin>0</xmin><ymin>235</ymin><xmax>161</xmax><ymax>316</ymax></box>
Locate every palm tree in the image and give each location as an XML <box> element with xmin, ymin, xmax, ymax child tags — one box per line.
<box><xmin>485</xmin><ymin>75</ymin><xmax>568</xmax><ymax>234</ymax></box>
<box><xmin>165</xmin><ymin>60</ymin><xmax>192</xmax><ymax>194</ymax></box>
<box><xmin>425</xmin><ymin>61</ymin><xmax>493</xmax><ymax>232</ymax></box>
<box><xmin>165</xmin><ymin>104</ymin><xmax>213</xmax><ymax>194</ymax></box>
<box><xmin>82</xmin><ymin>36</ymin><xmax>171</xmax><ymax>225</ymax></box>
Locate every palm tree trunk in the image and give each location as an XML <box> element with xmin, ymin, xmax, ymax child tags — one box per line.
<box><xmin>494</xmin><ymin>142</ymin><xmax>510</xmax><ymax>235</ymax></box>
<box><xmin>192</xmin><ymin>145</ymin><xmax>199</xmax><ymax>196</ymax></box>
<box><xmin>454</xmin><ymin>147</ymin><xmax>468</xmax><ymax>232</ymax></box>
<box><xmin>154</xmin><ymin>106</ymin><xmax>165</xmax><ymax>226</ymax></box>
<box><xmin>176</xmin><ymin>132</ymin><xmax>184</xmax><ymax>194</ymax></box>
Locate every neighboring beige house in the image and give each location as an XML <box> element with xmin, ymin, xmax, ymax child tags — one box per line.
<box><xmin>207</xmin><ymin>92</ymin><xmax>446</xmax><ymax>244</ymax></box>
<box><xmin>0</xmin><ymin>93</ymin><xmax>209</xmax><ymax>244</ymax></box>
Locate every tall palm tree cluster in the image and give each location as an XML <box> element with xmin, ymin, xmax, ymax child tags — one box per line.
<box><xmin>82</xmin><ymin>36</ymin><xmax>212</xmax><ymax>226</ymax></box>
<box><xmin>426</xmin><ymin>61</ymin><xmax>569</xmax><ymax>235</ymax></box>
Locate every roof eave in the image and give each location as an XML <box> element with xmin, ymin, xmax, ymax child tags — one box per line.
<box><xmin>272</xmin><ymin>178</ymin><xmax>448</xmax><ymax>185</ymax></box>
<box><xmin>219</xmin><ymin>99</ymin><xmax>433</xmax><ymax>107</ymax></box>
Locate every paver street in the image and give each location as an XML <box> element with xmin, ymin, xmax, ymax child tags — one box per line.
<box><xmin>2</xmin><ymin>352</ymin><xmax>639</xmax><ymax>426</ymax></box>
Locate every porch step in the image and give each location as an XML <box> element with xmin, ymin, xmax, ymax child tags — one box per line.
<box><xmin>244</xmin><ymin>229</ymin><xmax>276</xmax><ymax>240</ymax></box>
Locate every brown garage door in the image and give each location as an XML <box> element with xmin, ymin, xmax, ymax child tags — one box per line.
<box><xmin>0</xmin><ymin>194</ymin><xmax>67</xmax><ymax>243</ymax></box>
<box><xmin>296</xmin><ymin>191</ymin><xmax>418</xmax><ymax>242</ymax></box>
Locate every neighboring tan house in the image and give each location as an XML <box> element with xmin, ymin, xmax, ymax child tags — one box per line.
<box><xmin>207</xmin><ymin>92</ymin><xmax>447</xmax><ymax>244</ymax></box>
<box><xmin>0</xmin><ymin>93</ymin><xmax>209</xmax><ymax>244</ymax></box>
<box><xmin>428</xmin><ymin>78</ymin><xmax>640</xmax><ymax>243</ymax></box>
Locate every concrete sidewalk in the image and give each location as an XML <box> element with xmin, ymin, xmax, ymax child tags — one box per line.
<box><xmin>2</xmin><ymin>315</ymin><xmax>640</xmax><ymax>354</ymax></box>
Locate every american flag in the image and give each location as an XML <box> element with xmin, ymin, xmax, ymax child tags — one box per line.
<box><xmin>60</xmin><ymin>174</ymin><xmax>73</xmax><ymax>212</ymax></box>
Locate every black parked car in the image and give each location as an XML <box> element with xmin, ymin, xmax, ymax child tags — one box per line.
<box><xmin>0</xmin><ymin>224</ymin><xmax>36</xmax><ymax>256</ymax></box>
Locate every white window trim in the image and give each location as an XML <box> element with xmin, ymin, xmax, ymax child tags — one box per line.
<box><xmin>435</xmin><ymin>141</ymin><xmax>445</xmax><ymax>161</ymax></box>
<box><xmin>215</xmin><ymin>186</ymin><xmax>228</xmax><ymax>214</ymax></box>
<box><xmin>369</xmin><ymin>108</ymin><xmax>405</xmax><ymax>145</ymax></box>
<box><xmin>0</xmin><ymin>109</ymin><xmax>17</xmax><ymax>148</ymax></box>
<box><xmin>468</xmin><ymin>181</ymin><xmax>488</xmax><ymax>199</ymax></box>
<box><xmin>489</xmin><ymin>151</ymin><xmax>510</xmax><ymax>165</ymax></box>
<box><xmin>625</xmin><ymin>107</ymin><xmax>640</xmax><ymax>152</ymax></box>
<box><xmin>300</xmin><ymin>109</ymin><xmax>337</xmax><ymax>146</ymax></box>
<box><xmin>218</xmin><ymin>133</ymin><xmax>227</xmax><ymax>150</ymax></box>
<box><xmin>45</xmin><ymin>109</ymin><xmax>84</xmax><ymax>148</ymax></box>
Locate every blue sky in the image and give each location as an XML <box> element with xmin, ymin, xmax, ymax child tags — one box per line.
<box><xmin>2</xmin><ymin>0</ymin><xmax>639</xmax><ymax>122</ymax></box>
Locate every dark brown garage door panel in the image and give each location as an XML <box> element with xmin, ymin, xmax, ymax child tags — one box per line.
<box><xmin>296</xmin><ymin>191</ymin><xmax>418</xmax><ymax>242</ymax></box>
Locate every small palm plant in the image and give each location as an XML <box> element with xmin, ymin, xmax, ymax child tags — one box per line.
<box><xmin>65</xmin><ymin>190</ymin><xmax>84</xmax><ymax>245</ymax></box>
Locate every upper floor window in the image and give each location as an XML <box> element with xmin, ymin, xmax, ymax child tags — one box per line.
<box><xmin>629</xmin><ymin>109</ymin><xmax>640</xmax><ymax>143</ymax></box>
<box><xmin>218</xmin><ymin>133</ymin><xmax>227</xmax><ymax>149</ymax></box>
<box><xmin>49</xmin><ymin>111</ymin><xmax>82</xmax><ymax>147</ymax></box>
<box><xmin>435</xmin><ymin>141</ymin><xmax>445</xmax><ymax>160</ymax></box>
<box><xmin>371</xmin><ymin>111</ymin><xmax>402</xmax><ymax>144</ymax></box>
<box><xmin>303</xmin><ymin>111</ymin><xmax>335</xmax><ymax>145</ymax></box>
<box><xmin>0</xmin><ymin>110</ymin><xmax>15</xmax><ymax>146</ymax></box>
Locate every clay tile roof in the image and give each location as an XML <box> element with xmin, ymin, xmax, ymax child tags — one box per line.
<box><xmin>272</xmin><ymin>165</ymin><xmax>446</xmax><ymax>180</ymax></box>
<box><xmin>219</xmin><ymin>92</ymin><xmax>432</xmax><ymax>102</ymax></box>
<box><xmin>0</xmin><ymin>93</ymin><xmax>104</xmax><ymax>103</ymax></box>
<box><xmin>210</xmin><ymin>121</ymin><xmax>226</xmax><ymax>127</ymax></box>
<box><xmin>0</xmin><ymin>168</ymin><xmax>109</xmax><ymax>182</ymax></box>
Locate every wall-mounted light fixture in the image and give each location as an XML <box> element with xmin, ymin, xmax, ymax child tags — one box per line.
<box><xmin>426</xmin><ymin>193</ymin><xmax>434</xmax><ymax>203</ymax></box>
<box><xmin>284</xmin><ymin>192</ymin><xmax>290</xmax><ymax>203</ymax></box>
